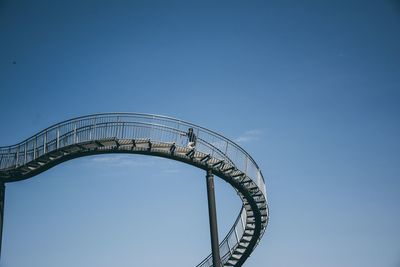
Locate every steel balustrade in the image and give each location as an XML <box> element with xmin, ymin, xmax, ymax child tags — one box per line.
<box><xmin>0</xmin><ymin>113</ymin><xmax>269</xmax><ymax>266</ymax></box>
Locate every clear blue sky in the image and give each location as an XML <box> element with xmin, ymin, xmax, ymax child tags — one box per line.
<box><xmin>1</xmin><ymin>1</ymin><xmax>400</xmax><ymax>266</ymax></box>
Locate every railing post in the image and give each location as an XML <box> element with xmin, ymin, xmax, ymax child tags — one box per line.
<box><xmin>43</xmin><ymin>132</ymin><xmax>47</xmax><ymax>154</ymax></box>
<box><xmin>227</xmin><ymin>241</ymin><xmax>231</xmax><ymax>256</ymax></box>
<box><xmin>115</xmin><ymin>116</ymin><xmax>120</xmax><ymax>137</ymax></box>
<box><xmin>234</xmin><ymin>227</ymin><xmax>239</xmax><ymax>243</ymax></box>
<box><xmin>206</xmin><ymin>169</ymin><xmax>222</xmax><ymax>267</ymax></box>
<box><xmin>175</xmin><ymin>121</ymin><xmax>180</xmax><ymax>143</ymax></box>
<box><xmin>241</xmin><ymin>211</ymin><xmax>246</xmax><ymax>230</ymax></box>
<box><xmin>56</xmin><ymin>128</ymin><xmax>60</xmax><ymax>149</ymax></box>
<box><xmin>94</xmin><ymin>117</ymin><xmax>97</xmax><ymax>140</ymax></box>
<box><xmin>33</xmin><ymin>138</ymin><xmax>37</xmax><ymax>160</ymax></box>
<box><xmin>0</xmin><ymin>182</ymin><xmax>5</xmax><ymax>260</ymax></box>
<box><xmin>24</xmin><ymin>143</ymin><xmax>27</xmax><ymax>164</ymax></box>
<box><xmin>15</xmin><ymin>149</ymin><xmax>19</xmax><ymax>166</ymax></box>
<box><xmin>74</xmin><ymin>124</ymin><xmax>77</xmax><ymax>144</ymax></box>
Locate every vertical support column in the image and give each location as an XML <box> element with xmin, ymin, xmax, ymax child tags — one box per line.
<box><xmin>206</xmin><ymin>169</ymin><xmax>221</xmax><ymax>267</ymax></box>
<box><xmin>0</xmin><ymin>182</ymin><xmax>5</xmax><ymax>260</ymax></box>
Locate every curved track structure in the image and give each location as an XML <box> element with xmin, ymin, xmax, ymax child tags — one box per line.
<box><xmin>0</xmin><ymin>113</ymin><xmax>269</xmax><ymax>266</ymax></box>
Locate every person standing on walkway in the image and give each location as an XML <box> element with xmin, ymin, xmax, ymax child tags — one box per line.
<box><xmin>181</xmin><ymin>128</ymin><xmax>197</xmax><ymax>149</ymax></box>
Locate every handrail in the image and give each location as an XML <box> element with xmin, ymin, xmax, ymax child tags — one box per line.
<box><xmin>0</xmin><ymin>113</ymin><xmax>264</xmax><ymax>183</ymax></box>
<box><xmin>0</xmin><ymin>113</ymin><xmax>268</xmax><ymax>266</ymax></box>
<box><xmin>0</xmin><ymin>113</ymin><xmax>265</xmax><ymax>195</ymax></box>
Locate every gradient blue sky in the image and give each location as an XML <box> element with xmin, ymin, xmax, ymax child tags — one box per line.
<box><xmin>1</xmin><ymin>1</ymin><xmax>400</xmax><ymax>266</ymax></box>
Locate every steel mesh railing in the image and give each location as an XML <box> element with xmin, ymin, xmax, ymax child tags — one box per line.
<box><xmin>0</xmin><ymin>113</ymin><xmax>267</xmax><ymax>266</ymax></box>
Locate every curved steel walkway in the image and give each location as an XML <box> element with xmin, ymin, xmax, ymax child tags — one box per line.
<box><xmin>0</xmin><ymin>113</ymin><xmax>269</xmax><ymax>266</ymax></box>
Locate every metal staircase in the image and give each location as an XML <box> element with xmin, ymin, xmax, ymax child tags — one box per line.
<box><xmin>0</xmin><ymin>113</ymin><xmax>269</xmax><ymax>266</ymax></box>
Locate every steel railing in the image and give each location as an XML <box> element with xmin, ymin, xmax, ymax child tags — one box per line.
<box><xmin>0</xmin><ymin>113</ymin><xmax>267</xmax><ymax>266</ymax></box>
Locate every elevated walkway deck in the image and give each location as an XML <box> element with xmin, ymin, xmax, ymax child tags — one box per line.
<box><xmin>0</xmin><ymin>113</ymin><xmax>269</xmax><ymax>266</ymax></box>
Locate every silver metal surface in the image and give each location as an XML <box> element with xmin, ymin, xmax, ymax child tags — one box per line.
<box><xmin>0</xmin><ymin>113</ymin><xmax>269</xmax><ymax>266</ymax></box>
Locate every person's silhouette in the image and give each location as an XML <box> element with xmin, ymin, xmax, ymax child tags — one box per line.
<box><xmin>181</xmin><ymin>128</ymin><xmax>197</xmax><ymax>149</ymax></box>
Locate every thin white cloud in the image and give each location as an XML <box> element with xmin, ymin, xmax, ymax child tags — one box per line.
<box><xmin>235</xmin><ymin>129</ymin><xmax>262</xmax><ymax>143</ymax></box>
